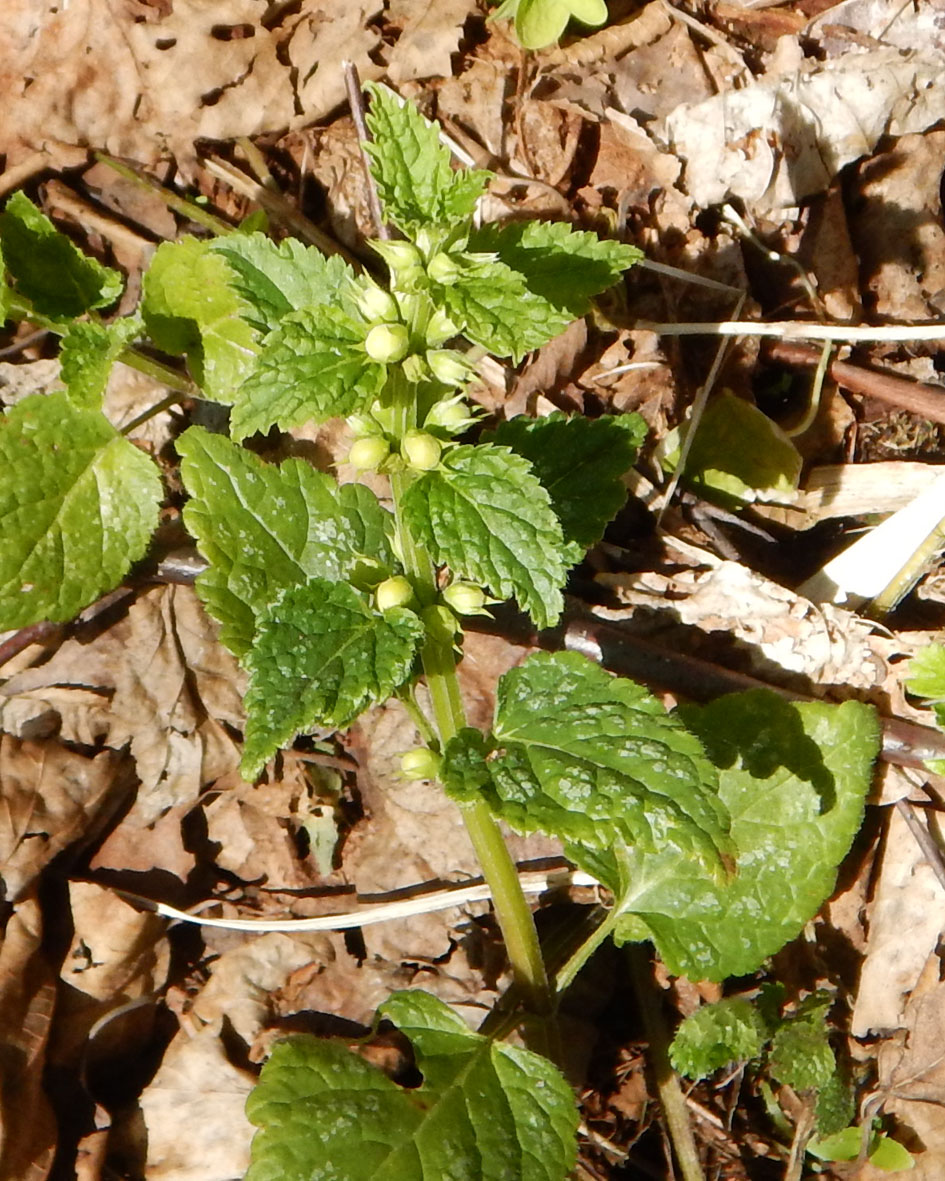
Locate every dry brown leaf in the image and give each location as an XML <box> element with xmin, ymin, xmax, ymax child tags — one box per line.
<box><xmin>202</xmin><ymin>763</ymin><xmax>339</xmax><ymax>890</ymax></box>
<box><xmin>140</xmin><ymin>932</ymin><xmax>328</xmax><ymax>1180</ymax></box>
<box><xmin>852</xmin><ymin>806</ymin><xmax>945</xmax><ymax>1037</ymax></box>
<box><xmin>871</xmin><ymin>965</ymin><xmax>945</xmax><ymax>1178</ymax></box>
<box><xmin>286</xmin><ymin>1</ymin><xmax>383</xmax><ymax>127</ymax></box>
<box><xmin>0</xmin><ymin>897</ymin><xmax>57</xmax><ymax>1181</ymax></box>
<box><xmin>0</xmin><ymin>0</ymin><xmax>386</xmax><ymax>172</ymax></box>
<box><xmin>0</xmin><ymin>738</ymin><xmax>131</xmax><ymax>903</ymax></box>
<box><xmin>664</xmin><ymin>48</ymin><xmax>945</xmax><ymax>212</ymax></box>
<box><xmin>386</xmin><ymin>0</ymin><xmax>476</xmax><ymax>84</ymax></box>
<box><xmin>847</xmin><ymin>130</ymin><xmax>945</xmax><ymax>323</ymax></box>
<box><xmin>50</xmin><ymin>882</ymin><xmax>169</xmax><ymax>1069</ymax></box>
<box><xmin>0</xmin><ymin>586</ymin><xmax>244</xmax><ymax>825</ymax></box>
<box><xmin>139</xmin><ymin>1030</ymin><xmax>256</xmax><ymax>1181</ymax></box>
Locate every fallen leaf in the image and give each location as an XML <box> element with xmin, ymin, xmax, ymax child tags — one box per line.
<box><xmin>664</xmin><ymin>48</ymin><xmax>945</xmax><ymax>212</ymax></box>
<box><xmin>0</xmin><ymin>737</ymin><xmax>131</xmax><ymax>903</ymax></box>
<box><xmin>0</xmin><ymin>586</ymin><xmax>244</xmax><ymax>825</ymax></box>
<box><xmin>0</xmin><ymin>897</ymin><xmax>57</xmax><ymax>1181</ymax></box>
<box><xmin>386</xmin><ymin>0</ymin><xmax>476</xmax><ymax>83</ymax></box>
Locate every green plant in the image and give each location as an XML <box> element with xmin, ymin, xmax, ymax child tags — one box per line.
<box><xmin>491</xmin><ymin>0</ymin><xmax>609</xmax><ymax>50</ymax></box>
<box><xmin>0</xmin><ymin>87</ymin><xmax>881</xmax><ymax>1178</ymax></box>
<box><xmin>671</xmin><ymin>989</ymin><xmax>915</xmax><ymax>1173</ymax></box>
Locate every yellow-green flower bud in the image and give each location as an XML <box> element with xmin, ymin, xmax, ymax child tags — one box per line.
<box><xmin>347</xmin><ymin>436</ymin><xmax>390</xmax><ymax>471</ymax></box>
<box><xmin>426</xmin><ymin>308</ymin><xmax>459</xmax><ymax>347</ymax></box>
<box><xmin>375</xmin><ymin>575</ymin><xmax>415</xmax><ymax>611</ymax></box>
<box><xmin>427</xmin><ymin>349</ymin><xmax>470</xmax><ymax>387</ymax></box>
<box><xmin>371</xmin><ymin>239</ymin><xmax>424</xmax><ymax>272</ymax></box>
<box><xmin>358</xmin><ymin>282</ymin><xmax>399</xmax><ymax>323</ymax></box>
<box><xmin>425</xmin><ymin>395</ymin><xmax>473</xmax><ymax>432</ymax></box>
<box><xmin>400</xmin><ymin>747</ymin><xmax>442</xmax><ymax>781</ymax></box>
<box><xmin>401</xmin><ymin>354</ymin><xmax>427</xmax><ymax>385</ymax></box>
<box><xmin>401</xmin><ymin>429</ymin><xmax>442</xmax><ymax>471</ymax></box>
<box><xmin>427</xmin><ymin>251</ymin><xmax>463</xmax><ymax>285</ymax></box>
<box><xmin>365</xmin><ymin>322</ymin><xmax>409</xmax><ymax>364</ymax></box>
<box><xmin>443</xmin><ymin>581</ymin><xmax>488</xmax><ymax>615</ymax></box>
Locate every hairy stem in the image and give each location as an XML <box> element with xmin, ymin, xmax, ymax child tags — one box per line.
<box><xmin>627</xmin><ymin>944</ymin><xmax>705</xmax><ymax>1181</ymax></box>
<box><xmin>385</xmin><ymin>369</ymin><xmax>553</xmax><ymax>1022</ymax></box>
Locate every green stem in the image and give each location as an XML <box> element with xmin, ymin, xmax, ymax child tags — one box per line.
<box><xmin>94</xmin><ymin>152</ymin><xmax>235</xmax><ymax>237</ymax></box>
<box><xmin>6</xmin><ymin>293</ymin><xmax>198</xmax><ymax>417</ymax></box>
<box><xmin>627</xmin><ymin>944</ymin><xmax>705</xmax><ymax>1181</ymax></box>
<box><xmin>384</xmin><ymin>367</ymin><xmax>553</xmax><ymax>1021</ymax></box>
<box><xmin>554</xmin><ymin>906</ymin><xmax>619</xmax><ymax>996</ymax></box>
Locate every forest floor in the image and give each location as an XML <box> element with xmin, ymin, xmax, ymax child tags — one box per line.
<box><xmin>3</xmin><ymin>1</ymin><xmax>945</xmax><ymax>1178</ymax></box>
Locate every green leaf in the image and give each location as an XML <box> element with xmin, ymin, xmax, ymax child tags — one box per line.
<box><xmin>208</xmin><ymin>233</ymin><xmax>356</xmax><ymax>334</ymax></box>
<box><xmin>0</xmin><ymin>392</ymin><xmax>162</xmax><ymax>628</ymax></box>
<box><xmin>230</xmin><ymin>305</ymin><xmax>385</xmax><ymax>441</ymax></box>
<box><xmin>906</xmin><ymin>642</ymin><xmax>945</xmax><ymax>702</ymax></box>
<box><xmin>442</xmin><ymin>651</ymin><xmax>730</xmax><ymax>868</ymax></box>
<box><xmin>814</xmin><ymin>1067</ymin><xmax>856</xmax><ymax>1136</ymax></box>
<box><xmin>0</xmin><ymin>192</ymin><xmax>122</xmax><ymax>318</ymax></box>
<box><xmin>59</xmin><ymin>316</ymin><xmax>142</xmax><ymax>409</ymax></box>
<box><xmin>494</xmin><ymin>0</ymin><xmax>609</xmax><ymax>49</ymax></box>
<box><xmin>487</xmin><ymin>412</ymin><xmax>645</xmax><ymax>560</ymax></box>
<box><xmin>669</xmin><ymin>998</ymin><xmax>767</xmax><ymax>1081</ymax></box>
<box><xmin>866</xmin><ymin>1135</ymin><xmax>916</xmax><ymax>1172</ymax></box>
<box><xmin>363</xmin><ymin>85</ymin><xmax>491</xmax><ymax>234</ymax></box>
<box><xmin>597</xmin><ymin>692</ymin><xmax>879</xmax><ymax>981</ymax></box>
<box><xmin>241</xmin><ymin>582</ymin><xmax>422</xmax><ymax>778</ymax></box>
<box><xmin>177</xmin><ymin>426</ymin><xmax>394</xmax><ymax>656</ymax></box>
<box><xmin>245</xmin><ymin>989</ymin><xmax>578</xmax><ymax>1181</ymax></box>
<box><xmin>141</xmin><ymin>237</ymin><xmax>259</xmax><ymax>401</ymax></box>
<box><xmin>401</xmin><ymin>444</ymin><xmax>569</xmax><ymax>630</ymax></box>
<box><xmin>470</xmin><ymin>220</ymin><xmax>641</xmax><ymax>317</ymax></box>
<box><xmin>768</xmin><ymin>1019</ymin><xmax>836</xmax><ymax>1092</ymax></box>
<box><xmin>437</xmin><ymin>254</ymin><xmax>571</xmax><ymax>363</ymax></box>
<box><xmin>664</xmin><ymin>392</ymin><xmax>801</xmax><ymax>506</ymax></box>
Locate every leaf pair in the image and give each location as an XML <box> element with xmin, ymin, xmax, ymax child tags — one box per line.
<box><xmin>443</xmin><ymin>653</ymin><xmax>879</xmax><ymax>982</ymax></box>
<box><xmin>177</xmin><ymin>428</ymin><xmax>419</xmax><ymax>779</ymax></box>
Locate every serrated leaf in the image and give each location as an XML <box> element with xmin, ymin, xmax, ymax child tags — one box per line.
<box><xmin>437</xmin><ymin>254</ymin><xmax>571</xmax><ymax>363</ymax></box>
<box><xmin>592</xmin><ymin>692</ymin><xmax>879</xmax><ymax>981</ymax></box>
<box><xmin>241</xmin><ymin>580</ymin><xmax>423</xmax><ymax>778</ymax></box>
<box><xmin>665</xmin><ymin>392</ymin><xmax>801</xmax><ymax>506</ymax></box>
<box><xmin>768</xmin><ymin>1020</ymin><xmax>836</xmax><ymax>1092</ymax></box>
<box><xmin>0</xmin><ymin>192</ymin><xmax>122</xmax><ymax>318</ymax></box>
<box><xmin>470</xmin><ymin>220</ymin><xmax>641</xmax><ymax>317</ymax></box>
<box><xmin>141</xmin><ymin>236</ymin><xmax>259</xmax><ymax>401</ymax></box>
<box><xmin>59</xmin><ymin>316</ymin><xmax>142</xmax><ymax>409</ymax></box>
<box><xmin>177</xmin><ymin>426</ymin><xmax>395</xmax><ymax>656</ymax></box>
<box><xmin>486</xmin><ymin>412</ymin><xmax>645</xmax><ymax>559</ymax></box>
<box><xmin>814</xmin><ymin>1067</ymin><xmax>856</xmax><ymax>1136</ymax></box>
<box><xmin>230</xmin><ymin>305</ymin><xmax>385</xmax><ymax>441</ymax></box>
<box><xmin>442</xmin><ymin>651</ymin><xmax>730</xmax><ymax>868</ymax></box>
<box><xmin>0</xmin><ymin>392</ymin><xmax>162</xmax><ymax>628</ymax></box>
<box><xmin>363</xmin><ymin>84</ymin><xmax>491</xmax><ymax>234</ymax></box>
<box><xmin>245</xmin><ymin>989</ymin><xmax>578</xmax><ymax>1181</ymax></box>
<box><xmin>906</xmin><ymin>641</ymin><xmax>945</xmax><ymax>702</ymax></box>
<box><xmin>208</xmin><ymin>233</ymin><xmax>356</xmax><ymax>334</ymax></box>
<box><xmin>402</xmin><ymin>444</ymin><xmax>569</xmax><ymax>630</ymax></box>
<box><xmin>669</xmin><ymin>998</ymin><xmax>767</xmax><ymax>1080</ymax></box>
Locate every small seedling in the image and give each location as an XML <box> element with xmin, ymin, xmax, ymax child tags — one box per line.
<box><xmin>671</xmin><ymin>989</ymin><xmax>915</xmax><ymax>1173</ymax></box>
<box><xmin>0</xmin><ymin>86</ymin><xmax>882</xmax><ymax>1178</ymax></box>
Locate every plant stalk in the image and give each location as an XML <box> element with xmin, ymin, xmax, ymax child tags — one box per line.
<box><xmin>626</xmin><ymin>944</ymin><xmax>705</xmax><ymax>1181</ymax></box>
<box><xmin>385</xmin><ymin>371</ymin><xmax>553</xmax><ymax>1022</ymax></box>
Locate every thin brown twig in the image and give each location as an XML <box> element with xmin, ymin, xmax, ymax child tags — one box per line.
<box><xmin>343</xmin><ymin>60</ymin><xmax>390</xmax><ymax>241</ymax></box>
<box><xmin>765</xmin><ymin>339</ymin><xmax>945</xmax><ymax>426</ymax></box>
